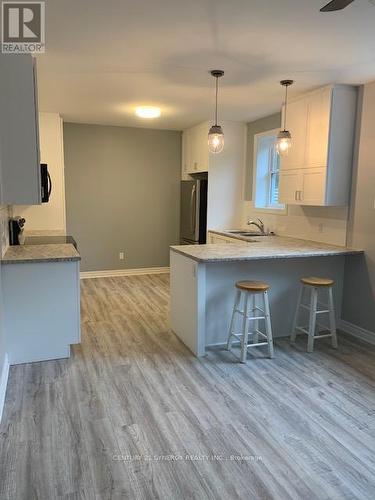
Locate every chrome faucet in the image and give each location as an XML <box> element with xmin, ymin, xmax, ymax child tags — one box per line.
<box><xmin>247</xmin><ymin>218</ymin><xmax>265</xmax><ymax>233</ymax></box>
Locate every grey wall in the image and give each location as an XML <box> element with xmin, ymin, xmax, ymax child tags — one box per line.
<box><xmin>343</xmin><ymin>82</ymin><xmax>375</xmax><ymax>332</ymax></box>
<box><xmin>244</xmin><ymin>113</ymin><xmax>281</xmax><ymax>200</ymax></box>
<box><xmin>64</xmin><ymin>123</ymin><xmax>181</xmax><ymax>272</ymax></box>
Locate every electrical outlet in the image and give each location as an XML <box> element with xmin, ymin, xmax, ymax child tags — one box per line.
<box><xmin>119</xmin><ymin>252</ymin><xmax>124</xmax><ymax>260</ymax></box>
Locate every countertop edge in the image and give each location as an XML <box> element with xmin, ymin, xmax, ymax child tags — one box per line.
<box><xmin>1</xmin><ymin>256</ymin><xmax>81</xmax><ymax>265</ymax></box>
<box><xmin>1</xmin><ymin>243</ymin><xmax>81</xmax><ymax>265</ymax></box>
<box><xmin>170</xmin><ymin>246</ymin><xmax>364</xmax><ymax>263</ymax></box>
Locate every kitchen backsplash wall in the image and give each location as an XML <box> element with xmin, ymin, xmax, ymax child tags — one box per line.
<box><xmin>0</xmin><ymin>206</ymin><xmax>10</xmax><ymax>257</ymax></box>
<box><xmin>242</xmin><ymin>202</ymin><xmax>348</xmax><ymax>246</ymax></box>
<box><xmin>244</xmin><ymin>114</ymin><xmax>349</xmax><ymax>246</ymax></box>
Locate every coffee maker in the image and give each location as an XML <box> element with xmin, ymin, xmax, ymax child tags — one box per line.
<box><xmin>9</xmin><ymin>217</ymin><xmax>26</xmax><ymax>245</ymax></box>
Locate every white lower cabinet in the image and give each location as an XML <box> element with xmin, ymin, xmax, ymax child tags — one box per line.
<box><xmin>2</xmin><ymin>260</ymin><xmax>80</xmax><ymax>365</ymax></box>
<box><xmin>280</xmin><ymin>167</ymin><xmax>326</xmax><ymax>206</ymax></box>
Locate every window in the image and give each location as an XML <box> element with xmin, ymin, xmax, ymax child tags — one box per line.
<box><xmin>253</xmin><ymin>130</ymin><xmax>286</xmax><ymax>212</ymax></box>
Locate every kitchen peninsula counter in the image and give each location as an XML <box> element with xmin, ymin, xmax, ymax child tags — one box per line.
<box><xmin>171</xmin><ymin>235</ymin><xmax>362</xmax><ymax>263</ymax></box>
<box><xmin>170</xmin><ymin>236</ymin><xmax>363</xmax><ymax>357</ymax></box>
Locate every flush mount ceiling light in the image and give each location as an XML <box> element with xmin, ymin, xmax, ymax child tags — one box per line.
<box><xmin>208</xmin><ymin>70</ymin><xmax>225</xmax><ymax>154</ymax></box>
<box><xmin>276</xmin><ymin>79</ymin><xmax>294</xmax><ymax>157</ymax></box>
<box><xmin>135</xmin><ymin>106</ymin><xmax>161</xmax><ymax>119</ymax></box>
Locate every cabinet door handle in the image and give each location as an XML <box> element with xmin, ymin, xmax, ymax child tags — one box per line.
<box><xmin>295</xmin><ymin>191</ymin><xmax>298</xmax><ymax>201</ymax></box>
<box><xmin>190</xmin><ymin>185</ymin><xmax>196</xmax><ymax>232</ymax></box>
<box><xmin>299</xmin><ymin>190</ymin><xmax>303</xmax><ymax>201</ymax></box>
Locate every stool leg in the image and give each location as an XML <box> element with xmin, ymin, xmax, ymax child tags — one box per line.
<box><xmin>227</xmin><ymin>290</ymin><xmax>241</xmax><ymax>351</ymax></box>
<box><xmin>263</xmin><ymin>291</ymin><xmax>274</xmax><ymax>359</ymax></box>
<box><xmin>328</xmin><ymin>286</ymin><xmax>338</xmax><ymax>349</ymax></box>
<box><xmin>307</xmin><ymin>287</ymin><xmax>318</xmax><ymax>353</ymax></box>
<box><xmin>252</xmin><ymin>294</ymin><xmax>259</xmax><ymax>344</ymax></box>
<box><xmin>240</xmin><ymin>293</ymin><xmax>250</xmax><ymax>364</ymax></box>
<box><xmin>291</xmin><ymin>285</ymin><xmax>303</xmax><ymax>342</ymax></box>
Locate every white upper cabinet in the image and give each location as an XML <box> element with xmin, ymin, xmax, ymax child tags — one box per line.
<box><xmin>182</xmin><ymin>122</ymin><xmax>209</xmax><ymax>174</ymax></box>
<box><xmin>305</xmin><ymin>87</ymin><xmax>331</xmax><ymax>168</ymax></box>
<box><xmin>181</xmin><ymin>128</ymin><xmax>191</xmax><ymax>179</ymax></box>
<box><xmin>300</xmin><ymin>167</ymin><xmax>327</xmax><ymax>206</ymax></box>
<box><xmin>279</xmin><ymin>85</ymin><xmax>357</xmax><ymax>206</ymax></box>
<box><xmin>279</xmin><ymin>167</ymin><xmax>327</xmax><ymax>206</ymax></box>
<box><xmin>0</xmin><ymin>54</ymin><xmax>41</xmax><ymax>205</ymax></box>
<box><xmin>279</xmin><ymin>169</ymin><xmax>301</xmax><ymax>204</ymax></box>
<box><xmin>281</xmin><ymin>96</ymin><xmax>308</xmax><ymax>171</ymax></box>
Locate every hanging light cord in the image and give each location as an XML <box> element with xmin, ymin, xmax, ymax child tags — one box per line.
<box><xmin>214</xmin><ymin>76</ymin><xmax>219</xmax><ymax>126</ymax></box>
<box><xmin>283</xmin><ymin>84</ymin><xmax>288</xmax><ymax>131</ymax></box>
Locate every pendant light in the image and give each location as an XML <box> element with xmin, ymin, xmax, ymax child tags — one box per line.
<box><xmin>208</xmin><ymin>70</ymin><xmax>225</xmax><ymax>154</ymax></box>
<box><xmin>276</xmin><ymin>79</ymin><xmax>294</xmax><ymax>157</ymax></box>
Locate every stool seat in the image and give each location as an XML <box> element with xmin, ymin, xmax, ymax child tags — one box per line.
<box><xmin>227</xmin><ymin>280</ymin><xmax>274</xmax><ymax>363</ymax></box>
<box><xmin>235</xmin><ymin>280</ymin><xmax>270</xmax><ymax>292</ymax></box>
<box><xmin>301</xmin><ymin>277</ymin><xmax>334</xmax><ymax>287</ymax></box>
<box><xmin>291</xmin><ymin>277</ymin><xmax>338</xmax><ymax>352</ymax></box>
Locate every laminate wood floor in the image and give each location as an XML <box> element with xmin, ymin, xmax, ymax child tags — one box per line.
<box><xmin>1</xmin><ymin>274</ymin><xmax>375</xmax><ymax>499</ymax></box>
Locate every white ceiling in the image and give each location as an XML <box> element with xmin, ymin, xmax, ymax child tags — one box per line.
<box><xmin>37</xmin><ymin>0</ymin><xmax>375</xmax><ymax>130</ymax></box>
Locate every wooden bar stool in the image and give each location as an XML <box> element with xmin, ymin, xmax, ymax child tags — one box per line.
<box><xmin>227</xmin><ymin>281</ymin><xmax>274</xmax><ymax>363</ymax></box>
<box><xmin>291</xmin><ymin>277</ymin><xmax>338</xmax><ymax>353</ymax></box>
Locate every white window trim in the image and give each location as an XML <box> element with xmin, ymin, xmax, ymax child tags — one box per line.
<box><xmin>252</xmin><ymin>129</ymin><xmax>288</xmax><ymax>216</ymax></box>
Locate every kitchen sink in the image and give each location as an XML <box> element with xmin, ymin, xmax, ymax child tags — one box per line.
<box><xmin>226</xmin><ymin>230</ymin><xmax>269</xmax><ymax>237</ymax></box>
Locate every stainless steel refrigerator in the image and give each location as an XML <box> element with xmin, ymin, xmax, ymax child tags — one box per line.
<box><xmin>180</xmin><ymin>179</ymin><xmax>208</xmax><ymax>245</ymax></box>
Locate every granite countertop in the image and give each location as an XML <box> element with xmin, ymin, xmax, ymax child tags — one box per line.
<box><xmin>2</xmin><ymin>243</ymin><xmax>81</xmax><ymax>264</ymax></box>
<box><xmin>170</xmin><ymin>235</ymin><xmax>363</xmax><ymax>263</ymax></box>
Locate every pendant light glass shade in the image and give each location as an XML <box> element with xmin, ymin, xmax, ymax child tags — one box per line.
<box><xmin>208</xmin><ymin>70</ymin><xmax>224</xmax><ymax>154</ymax></box>
<box><xmin>276</xmin><ymin>80</ymin><xmax>294</xmax><ymax>157</ymax></box>
<box><xmin>208</xmin><ymin>124</ymin><xmax>224</xmax><ymax>153</ymax></box>
<box><xmin>276</xmin><ymin>130</ymin><xmax>292</xmax><ymax>156</ymax></box>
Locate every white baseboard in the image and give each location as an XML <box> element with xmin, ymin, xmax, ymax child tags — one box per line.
<box><xmin>80</xmin><ymin>267</ymin><xmax>170</xmax><ymax>279</ymax></box>
<box><xmin>0</xmin><ymin>353</ymin><xmax>10</xmax><ymax>423</ymax></box>
<box><xmin>338</xmin><ymin>319</ymin><xmax>375</xmax><ymax>345</ymax></box>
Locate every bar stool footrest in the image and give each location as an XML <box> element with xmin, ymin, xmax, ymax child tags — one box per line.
<box><xmin>299</xmin><ymin>303</ymin><xmax>329</xmax><ymax>314</ymax></box>
<box><xmin>246</xmin><ymin>342</ymin><xmax>269</xmax><ymax>349</ymax></box>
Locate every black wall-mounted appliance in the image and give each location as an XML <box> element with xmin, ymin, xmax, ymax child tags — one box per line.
<box><xmin>41</xmin><ymin>163</ymin><xmax>52</xmax><ymax>203</ymax></box>
<box><xmin>9</xmin><ymin>217</ymin><xmax>26</xmax><ymax>245</ymax></box>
